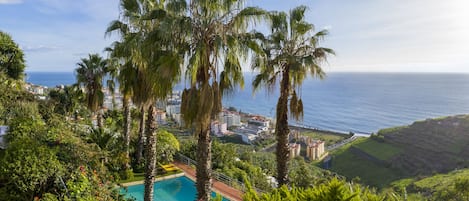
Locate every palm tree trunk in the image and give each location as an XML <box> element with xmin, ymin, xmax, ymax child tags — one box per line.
<box><xmin>97</xmin><ymin>109</ymin><xmax>104</xmax><ymax>129</ymax></box>
<box><xmin>144</xmin><ymin>105</ymin><xmax>157</xmax><ymax>201</ymax></box>
<box><xmin>196</xmin><ymin>125</ymin><xmax>212</xmax><ymax>201</ymax></box>
<box><xmin>123</xmin><ymin>95</ymin><xmax>131</xmax><ymax>169</ymax></box>
<box><xmin>136</xmin><ymin>106</ymin><xmax>146</xmax><ymax>164</ymax></box>
<box><xmin>276</xmin><ymin>69</ymin><xmax>290</xmax><ymax>186</ymax></box>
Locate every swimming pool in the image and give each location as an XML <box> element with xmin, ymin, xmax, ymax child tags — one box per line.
<box><xmin>120</xmin><ymin>176</ymin><xmax>229</xmax><ymax>201</ymax></box>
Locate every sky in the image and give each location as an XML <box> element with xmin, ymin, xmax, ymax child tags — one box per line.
<box><xmin>0</xmin><ymin>0</ymin><xmax>468</xmax><ymax>73</ymax></box>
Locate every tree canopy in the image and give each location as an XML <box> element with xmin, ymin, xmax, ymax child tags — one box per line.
<box><xmin>0</xmin><ymin>31</ymin><xmax>25</xmax><ymax>80</ymax></box>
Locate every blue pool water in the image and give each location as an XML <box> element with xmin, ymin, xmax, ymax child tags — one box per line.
<box><xmin>120</xmin><ymin>176</ymin><xmax>229</xmax><ymax>201</ymax></box>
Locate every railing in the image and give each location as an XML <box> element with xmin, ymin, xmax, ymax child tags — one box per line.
<box><xmin>176</xmin><ymin>153</ymin><xmax>265</xmax><ymax>193</ymax></box>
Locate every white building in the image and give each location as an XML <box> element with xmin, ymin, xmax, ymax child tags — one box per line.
<box><xmin>35</xmin><ymin>87</ymin><xmax>44</xmax><ymax>95</ymax></box>
<box><xmin>219</xmin><ymin>111</ymin><xmax>241</xmax><ymax>128</ymax></box>
<box><xmin>0</xmin><ymin>126</ymin><xmax>9</xmax><ymax>149</ymax></box>
<box><xmin>211</xmin><ymin>121</ymin><xmax>228</xmax><ymax>136</ymax></box>
<box><xmin>235</xmin><ymin>125</ymin><xmax>266</xmax><ymax>136</ymax></box>
<box><xmin>248</xmin><ymin>116</ymin><xmax>270</xmax><ymax>128</ymax></box>
<box><xmin>155</xmin><ymin>110</ymin><xmax>167</xmax><ymax>125</ymax></box>
<box><xmin>166</xmin><ymin>104</ymin><xmax>181</xmax><ymax>117</ymax></box>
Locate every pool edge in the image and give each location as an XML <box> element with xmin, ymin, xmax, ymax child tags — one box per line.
<box><xmin>120</xmin><ymin>172</ymin><xmax>185</xmax><ymax>187</ymax></box>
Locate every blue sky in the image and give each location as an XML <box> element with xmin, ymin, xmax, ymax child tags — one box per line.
<box><xmin>1</xmin><ymin>0</ymin><xmax>468</xmax><ymax>72</ymax></box>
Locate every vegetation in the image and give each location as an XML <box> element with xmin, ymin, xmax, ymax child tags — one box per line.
<box><xmin>243</xmin><ymin>177</ymin><xmax>408</xmax><ymax>201</ymax></box>
<box><xmin>300</xmin><ymin>130</ymin><xmax>348</xmax><ymax>146</ymax></box>
<box><xmin>352</xmin><ymin>137</ymin><xmax>402</xmax><ymax>161</ymax></box>
<box><xmin>0</xmin><ymin>31</ymin><xmax>25</xmax><ymax>80</ymax></box>
<box><xmin>75</xmin><ymin>53</ymin><xmax>109</xmax><ymax>129</ymax></box>
<box><xmin>3</xmin><ymin>2</ymin><xmax>469</xmax><ymax>201</ymax></box>
<box><xmin>330</xmin><ymin>115</ymin><xmax>469</xmax><ymax>188</ymax></box>
<box><xmin>0</xmin><ymin>75</ymin><xmax>126</xmax><ymax>200</ymax></box>
<box><xmin>330</xmin><ymin>144</ymin><xmax>405</xmax><ymax>188</ymax></box>
<box><xmin>178</xmin><ymin>1</ymin><xmax>266</xmax><ymax>200</ymax></box>
<box><xmin>105</xmin><ymin>0</ymin><xmax>185</xmax><ymax>200</ymax></box>
<box><xmin>391</xmin><ymin>168</ymin><xmax>469</xmax><ymax>200</ymax></box>
<box><xmin>252</xmin><ymin>6</ymin><xmax>334</xmax><ymax>186</ymax></box>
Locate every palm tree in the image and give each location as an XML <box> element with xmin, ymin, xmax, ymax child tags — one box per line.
<box><xmin>106</xmin><ymin>37</ymin><xmax>146</xmax><ymax>166</ymax></box>
<box><xmin>75</xmin><ymin>53</ymin><xmax>109</xmax><ymax>129</ymax></box>
<box><xmin>106</xmin><ymin>1</ymin><xmax>185</xmax><ymax>201</ymax></box>
<box><xmin>252</xmin><ymin>6</ymin><xmax>335</xmax><ymax>186</ymax></box>
<box><xmin>180</xmin><ymin>1</ymin><xmax>266</xmax><ymax>200</ymax></box>
<box><xmin>105</xmin><ymin>45</ymin><xmax>136</xmax><ymax>171</ymax></box>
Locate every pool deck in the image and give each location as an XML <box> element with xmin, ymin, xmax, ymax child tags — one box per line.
<box><xmin>173</xmin><ymin>161</ymin><xmax>243</xmax><ymax>201</ymax></box>
<box><xmin>120</xmin><ymin>172</ymin><xmax>185</xmax><ymax>187</ymax></box>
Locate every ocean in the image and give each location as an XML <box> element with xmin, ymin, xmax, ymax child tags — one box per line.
<box><xmin>26</xmin><ymin>72</ymin><xmax>469</xmax><ymax>133</ymax></box>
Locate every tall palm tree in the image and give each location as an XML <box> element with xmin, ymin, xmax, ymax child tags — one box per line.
<box><xmin>105</xmin><ymin>44</ymin><xmax>137</xmax><ymax>171</ymax></box>
<box><xmin>106</xmin><ymin>1</ymin><xmax>185</xmax><ymax>200</ymax></box>
<box><xmin>180</xmin><ymin>1</ymin><xmax>266</xmax><ymax>200</ymax></box>
<box><xmin>252</xmin><ymin>6</ymin><xmax>335</xmax><ymax>186</ymax></box>
<box><xmin>75</xmin><ymin>53</ymin><xmax>109</xmax><ymax>129</ymax></box>
<box><xmin>106</xmin><ymin>37</ymin><xmax>147</xmax><ymax>165</ymax></box>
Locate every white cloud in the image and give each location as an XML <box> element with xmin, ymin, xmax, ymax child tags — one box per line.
<box><xmin>23</xmin><ymin>45</ymin><xmax>59</xmax><ymax>52</ymax></box>
<box><xmin>0</xmin><ymin>0</ymin><xmax>22</xmax><ymax>4</ymax></box>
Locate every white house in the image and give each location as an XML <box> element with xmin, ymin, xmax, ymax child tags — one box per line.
<box><xmin>211</xmin><ymin>121</ymin><xmax>228</xmax><ymax>136</ymax></box>
<box><xmin>0</xmin><ymin>126</ymin><xmax>9</xmax><ymax>149</ymax></box>
<box><xmin>248</xmin><ymin>116</ymin><xmax>270</xmax><ymax>128</ymax></box>
<box><xmin>166</xmin><ymin>104</ymin><xmax>181</xmax><ymax>117</ymax></box>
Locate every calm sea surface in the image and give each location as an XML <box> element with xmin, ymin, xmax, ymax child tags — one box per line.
<box><xmin>26</xmin><ymin>72</ymin><xmax>469</xmax><ymax>133</ymax></box>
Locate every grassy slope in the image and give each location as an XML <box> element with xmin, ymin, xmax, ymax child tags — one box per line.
<box><xmin>330</xmin><ymin>138</ymin><xmax>406</xmax><ymax>188</ymax></box>
<box><xmin>353</xmin><ymin>139</ymin><xmax>402</xmax><ymax>161</ymax></box>
<box><xmin>301</xmin><ymin>131</ymin><xmax>348</xmax><ymax>146</ymax></box>
<box><xmin>329</xmin><ymin>115</ymin><xmax>469</xmax><ymax>188</ymax></box>
<box><xmin>391</xmin><ymin>168</ymin><xmax>469</xmax><ymax>198</ymax></box>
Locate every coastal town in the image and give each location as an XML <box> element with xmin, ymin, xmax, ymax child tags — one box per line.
<box><xmin>14</xmin><ymin>83</ymin><xmax>342</xmax><ymax>163</ymax></box>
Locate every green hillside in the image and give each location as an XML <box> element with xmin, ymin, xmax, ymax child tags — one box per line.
<box><xmin>391</xmin><ymin>168</ymin><xmax>469</xmax><ymax>200</ymax></box>
<box><xmin>329</xmin><ymin>115</ymin><xmax>469</xmax><ymax>188</ymax></box>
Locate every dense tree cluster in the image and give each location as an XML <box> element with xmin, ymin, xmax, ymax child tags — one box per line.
<box><xmin>0</xmin><ymin>31</ymin><xmax>25</xmax><ymax>80</ymax></box>
<box><xmin>0</xmin><ymin>75</ymin><xmax>126</xmax><ymax>200</ymax></box>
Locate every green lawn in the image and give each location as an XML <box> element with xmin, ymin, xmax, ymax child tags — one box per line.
<box><xmin>328</xmin><ymin>138</ymin><xmax>406</xmax><ymax>188</ymax></box>
<box><xmin>353</xmin><ymin>138</ymin><xmax>402</xmax><ymax>161</ymax></box>
<box><xmin>330</xmin><ymin>150</ymin><xmax>404</xmax><ymax>188</ymax></box>
<box><xmin>301</xmin><ymin>131</ymin><xmax>348</xmax><ymax>146</ymax></box>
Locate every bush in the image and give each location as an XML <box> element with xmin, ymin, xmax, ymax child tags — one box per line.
<box><xmin>120</xmin><ymin>169</ymin><xmax>134</xmax><ymax>180</ymax></box>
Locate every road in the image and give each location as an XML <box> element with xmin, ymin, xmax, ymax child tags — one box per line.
<box><xmin>326</xmin><ymin>135</ymin><xmax>361</xmax><ymax>151</ymax></box>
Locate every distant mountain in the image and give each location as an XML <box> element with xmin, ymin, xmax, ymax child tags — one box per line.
<box><xmin>329</xmin><ymin>115</ymin><xmax>469</xmax><ymax>188</ymax></box>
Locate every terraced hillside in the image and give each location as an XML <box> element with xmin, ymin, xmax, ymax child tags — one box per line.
<box><xmin>329</xmin><ymin>115</ymin><xmax>469</xmax><ymax>187</ymax></box>
<box><xmin>382</xmin><ymin>115</ymin><xmax>469</xmax><ymax>175</ymax></box>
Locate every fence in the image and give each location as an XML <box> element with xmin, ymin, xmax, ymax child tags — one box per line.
<box><xmin>176</xmin><ymin>153</ymin><xmax>265</xmax><ymax>193</ymax></box>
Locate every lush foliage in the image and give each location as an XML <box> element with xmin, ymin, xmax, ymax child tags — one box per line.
<box><xmin>243</xmin><ymin>178</ymin><xmax>408</xmax><ymax>201</ymax></box>
<box><xmin>156</xmin><ymin>129</ymin><xmax>180</xmax><ymax>164</ymax></box>
<box><xmin>177</xmin><ymin>1</ymin><xmax>267</xmax><ymax>199</ymax></box>
<box><xmin>251</xmin><ymin>5</ymin><xmax>334</xmax><ymax>186</ymax></box>
<box><xmin>0</xmin><ymin>31</ymin><xmax>25</xmax><ymax>80</ymax></box>
<box><xmin>0</xmin><ymin>75</ymin><xmax>128</xmax><ymax>200</ymax></box>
